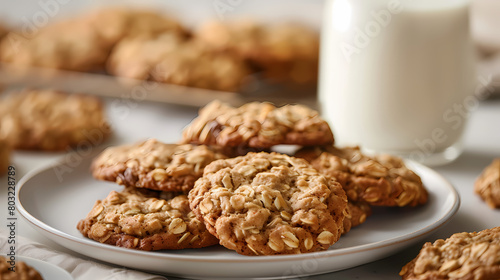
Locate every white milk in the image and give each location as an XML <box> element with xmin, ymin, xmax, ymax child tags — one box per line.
<box><xmin>319</xmin><ymin>0</ymin><xmax>477</xmax><ymax>165</ymax></box>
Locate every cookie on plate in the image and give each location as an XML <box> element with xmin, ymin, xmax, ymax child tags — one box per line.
<box><xmin>0</xmin><ymin>89</ymin><xmax>110</xmax><ymax>151</ymax></box>
<box><xmin>77</xmin><ymin>187</ymin><xmax>218</xmax><ymax>250</ymax></box>
<box><xmin>91</xmin><ymin>139</ymin><xmax>227</xmax><ymax>192</ymax></box>
<box><xmin>474</xmin><ymin>159</ymin><xmax>500</xmax><ymax>209</ymax></box>
<box><xmin>0</xmin><ymin>140</ymin><xmax>10</xmax><ymax>175</ymax></box>
<box><xmin>188</xmin><ymin>152</ymin><xmax>347</xmax><ymax>256</ymax></box>
<box><xmin>399</xmin><ymin>227</ymin><xmax>500</xmax><ymax>280</ymax></box>
<box><xmin>181</xmin><ymin>100</ymin><xmax>334</xmax><ymax>148</ymax></box>
<box><xmin>295</xmin><ymin>146</ymin><xmax>427</xmax><ymax>207</ymax></box>
<box><xmin>0</xmin><ymin>19</ymin><xmax>109</xmax><ymax>72</ymax></box>
<box><xmin>0</xmin><ymin>255</ymin><xmax>43</xmax><ymax>280</ymax></box>
<box><xmin>342</xmin><ymin>201</ymin><xmax>372</xmax><ymax>235</ymax></box>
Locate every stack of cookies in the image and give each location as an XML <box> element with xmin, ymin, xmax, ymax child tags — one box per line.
<box><xmin>79</xmin><ymin>100</ymin><xmax>429</xmax><ymax>256</ymax></box>
<box><xmin>0</xmin><ymin>8</ymin><xmax>319</xmax><ymax>92</ymax></box>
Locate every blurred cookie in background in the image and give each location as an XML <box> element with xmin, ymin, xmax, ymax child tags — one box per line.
<box><xmin>474</xmin><ymin>158</ymin><xmax>500</xmax><ymax>209</ymax></box>
<box><xmin>196</xmin><ymin>20</ymin><xmax>319</xmax><ymax>85</ymax></box>
<box><xmin>0</xmin><ymin>89</ymin><xmax>111</xmax><ymax>151</ymax></box>
<box><xmin>0</xmin><ymin>139</ymin><xmax>10</xmax><ymax>175</ymax></box>
<box><xmin>0</xmin><ymin>18</ymin><xmax>109</xmax><ymax>72</ymax></box>
<box><xmin>85</xmin><ymin>8</ymin><xmax>188</xmax><ymax>50</ymax></box>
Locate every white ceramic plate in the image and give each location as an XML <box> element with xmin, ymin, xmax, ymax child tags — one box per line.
<box><xmin>1</xmin><ymin>255</ymin><xmax>73</xmax><ymax>280</ymax></box>
<box><xmin>17</xmin><ymin>155</ymin><xmax>459</xmax><ymax>279</ymax></box>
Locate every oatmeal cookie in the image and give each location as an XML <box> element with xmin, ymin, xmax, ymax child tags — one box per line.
<box><xmin>77</xmin><ymin>187</ymin><xmax>218</xmax><ymax>250</ymax></box>
<box><xmin>91</xmin><ymin>139</ymin><xmax>227</xmax><ymax>192</ymax></box>
<box><xmin>0</xmin><ymin>256</ymin><xmax>43</xmax><ymax>280</ymax></box>
<box><xmin>342</xmin><ymin>201</ymin><xmax>372</xmax><ymax>235</ymax></box>
<box><xmin>188</xmin><ymin>152</ymin><xmax>347</xmax><ymax>256</ymax></box>
<box><xmin>253</xmin><ymin>23</ymin><xmax>320</xmax><ymax>85</ymax></box>
<box><xmin>85</xmin><ymin>8</ymin><xmax>187</xmax><ymax>49</ymax></box>
<box><xmin>0</xmin><ymin>23</ymin><xmax>8</xmax><ymax>39</ymax></box>
<box><xmin>400</xmin><ymin>227</ymin><xmax>500</xmax><ymax>280</ymax></box>
<box><xmin>181</xmin><ymin>100</ymin><xmax>334</xmax><ymax>148</ymax></box>
<box><xmin>0</xmin><ymin>140</ymin><xmax>10</xmax><ymax>175</ymax></box>
<box><xmin>195</xmin><ymin>19</ymin><xmax>263</xmax><ymax>63</ymax></box>
<box><xmin>0</xmin><ymin>19</ymin><xmax>109</xmax><ymax>72</ymax></box>
<box><xmin>0</xmin><ymin>89</ymin><xmax>110</xmax><ymax>151</ymax></box>
<box><xmin>474</xmin><ymin>159</ymin><xmax>500</xmax><ymax>209</ymax></box>
<box><xmin>106</xmin><ymin>33</ymin><xmax>185</xmax><ymax>81</ymax></box>
<box><xmin>295</xmin><ymin>146</ymin><xmax>427</xmax><ymax>207</ymax></box>
<box><xmin>152</xmin><ymin>40</ymin><xmax>251</xmax><ymax>92</ymax></box>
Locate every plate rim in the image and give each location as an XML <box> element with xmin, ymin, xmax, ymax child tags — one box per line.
<box><xmin>16</xmin><ymin>157</ymin><xmax>460</xmax><ymax>265</ymax></box>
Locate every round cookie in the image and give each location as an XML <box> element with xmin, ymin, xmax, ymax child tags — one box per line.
<box><xmin>195</xmin><ymin>19</ymin><xmax>263</xmax><ymax>63</ymax></box>
<box><xmin>474</xmin><ymin>158</ymin><xmax>500</xmax><ymax>209</ymax></box>
<box><xmin>188</xmin><ymin>152</ymin><xmax>347</xmax><ymax>256</ymax></box>
<box><xmin>85</xmin><ymin>8</ymin><xmax>187</xmax><ymax>49</ymax></box>
<box><xmin>0</xmin><ymin>18</ymin><xmax>109</xmax><ymax>72</ymax></box>
<box><xmin>0</xmin><ymin>140</ymin><xmax>10</xmax><ymax>175</ymax></box>
<box><xmin>91</xmin><ymin>139</ymin><xmax>227</xmax><ymax>192</ymax></box>
<box><xmin>181</xmin><ymin>100</ymin><xmax>334</xmax><ymax>149</ymax></box>
<box><xmin>106</xmin><ymin>33</ymin><xmax>185</xmax><ymax>81</ymax></box>
<box><xmin>0</xmin><ymin>256</ymin><xmax>43</xmax><ymax>280</ymax></box>
<box><xmin>253</xmin><ymin>23</ymin><xmax>320</xmax><ymax>85</ymax></box>
<box><xmin>400</xmin><ymin>227</ymin><xmax>500</xmax><ymax>280</ymax></box>
<box><xmin>0</xmin><ymin>89</ymin><xmax>110</xmax><ymax>151</ymax></box>
<box><xmin>77</xmin><ymin>187</ymin><xmax>218</xmax><ymax>251</ymax></box>
<box><xmin>295</xmin><ymin>146</ymin><xmax>428</xmax><ymax>207</ymax></box>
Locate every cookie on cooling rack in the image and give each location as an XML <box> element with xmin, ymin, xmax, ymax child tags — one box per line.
<box><xmin>0</xmin><ymin>89</ymin><xmax>110</xmax><ymax>151</ymax></box>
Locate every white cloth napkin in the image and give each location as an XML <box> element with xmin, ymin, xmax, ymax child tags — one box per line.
<box><xmin>0</xmin><ymin>230</ymin><xmax>168</xmax><ymax>280</ymax></box>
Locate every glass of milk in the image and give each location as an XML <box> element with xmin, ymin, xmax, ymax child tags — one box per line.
<box><xmin>319</xmin><ymin>0</ymin><xmax>477</xmax><ymax>166</ymax></box>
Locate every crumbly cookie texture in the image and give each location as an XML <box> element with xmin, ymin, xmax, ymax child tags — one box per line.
<box><xmin>474</xmin><ymin>159</ymin><xmax>500</xmax><ymax>209</ymax></box>
<box><xmin>181</xmin><ymin>100</ymin><xmax>334</xmax><ymax>148</ymax></box>
<box><xmin>91</xmin><ymin>139</ymin><xmax>227</xmax><ymax>192</ymax></box>
<box><xmin>342</xmin><ymin>201</ymin><xmax>372</xmax><ymax>235</ymax></box>
<box><xmin>77</xmin><ymin>187</ymin><xmax>218</xmax><ymax>251</ymax></box>
<box><xmin>0</xmin><ymin>256</ymin><xmax>43</xmax><ymax>280</ymax></box>
<box><xmin>0</xmin><ymin>140</ymin><xmax>10</xmax><ymax>175</ymax></box>
<box><xmin>295</xmin><ymin>146</ymin><xmax>427</xmax><ymax>207</ymax></box>
<box><xmin>0</xmin><ymin>19</ymin><xmax>109</xmax><ymax>72</ymax></box>
<box><xmin>188</xmin><ymin>152</ymin><xmax>347</xmax><ymax>256</ymax></box>
<box><xmin>0</xmin><ymin>89</ymin><xmax>110</xmax><ymax>151</ymax></box>
<box><xmin>400</xmin><ymin>227</ymin><xmax>500</xmax><ymax>280</ymax></box>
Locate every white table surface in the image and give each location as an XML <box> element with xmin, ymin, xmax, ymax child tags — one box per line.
<box><xmin>1</xmin><ymin>93</ymin><xmax>499</xmax><ymax>279</ymax></box>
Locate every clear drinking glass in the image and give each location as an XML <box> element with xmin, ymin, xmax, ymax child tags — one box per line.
<box><xmin>319</xmin><ymin>0</ymin><xmax>477</xmax><ymax>166</ymax></box>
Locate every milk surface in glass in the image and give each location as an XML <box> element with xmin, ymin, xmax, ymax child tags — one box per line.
<box><xmin>319</xmin><ymin>0</ymin><xmax>476</xmax><ymax>165</ymax></box>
